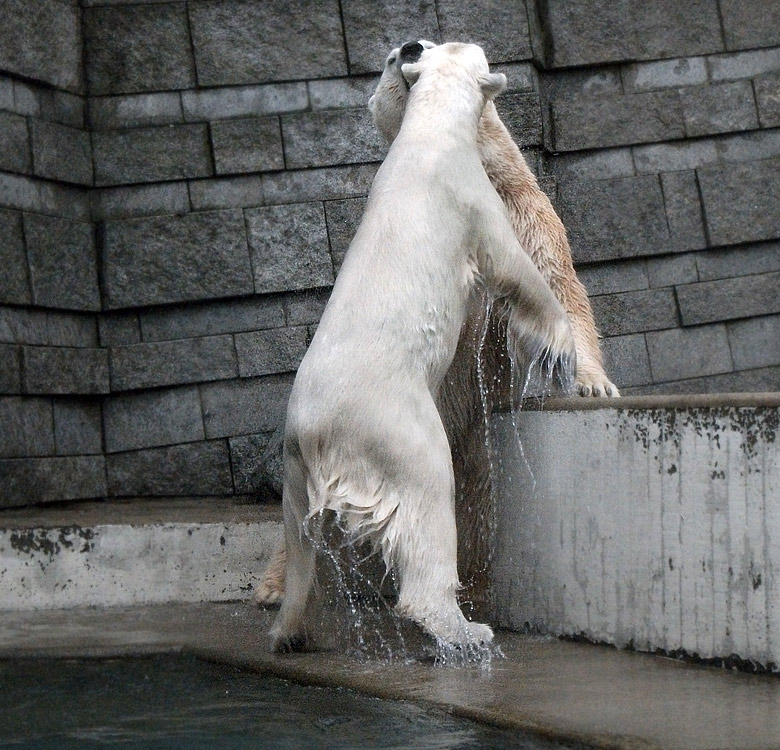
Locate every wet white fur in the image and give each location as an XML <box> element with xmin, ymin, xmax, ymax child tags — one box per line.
<box><xmin>271</xmin><ymin>43</ymin><xmax>575</xmax><ymax>651</ymax></box>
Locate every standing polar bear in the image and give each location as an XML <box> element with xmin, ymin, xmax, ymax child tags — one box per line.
<box><xmin>270</xmin><ymin>42</ymin><xmax>576</xmax><ymax>652</ymax></box>
<box><xmin>255</xmin><ymin>40</ymin><xmax>618</xmax><ymax>613</ymax></box>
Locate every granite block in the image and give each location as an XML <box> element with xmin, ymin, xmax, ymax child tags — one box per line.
<box><xmin>621</xmin><ymin>365</ymin><xmax>780</xmax><ymax>395</ymax></box>
<box><xmin>189</xmin><ymin>0</ymin><xmax>346</xmax><ymax>86</ymax></box>
<box><xmin>235</xmin><ymin>326</ymin><xmax>309</xmax><ymax>377</ymax></box>
<box><xmin>660</xmin><ymin>171</ymin><xmax>707</xmax><ymax>252</ymax></box>
<box><xmin>91</xmin><ymin>182</ymin><xmax>190</xmax><ymax>221</ymax></box>
<box><xmin>552</xmin><ymin>90</ymin><xmax>684</xmax><ymax>151</ymax></box>
<box><xmin>211</xmin><ymin>117</ymin><xmax>284</xmax><ymax>175</ymax></box>
<box><xmin>680</xmin><ymin>81</ymin><xmax>759</xmax><ymax>137</ymax></box>
<box><xmin>22</xmin><ymin>346</ymin><xmax>110</xmax><ymax>395</ymax></box>
<box><xmin>0</xmin><ymin>0</ymin><xmax>82</xmax><ymax>93</ymax></box>
<box><xmin>103</xmin><ymin>210</ymin><xmax>253</xmax><ymax>309</ymax></box>
<box><xmin>106</xmin><ymin>441</ymin><xmax>233</xmax><ymax>497</ymax></box>
<box><xmin>495</xmin><ymin>92</ymin><xmax>543</xmax><ymax>148</ymax></box>
<box><xmin>575</xmin><ymin>261</ymin><xmax>649</xmax><ymax>297</ymax></box>
<box><xmin>633</xmin><ymin>139</ymin><xmax>719</xmax><ymax>174</ymax></box>
<box><xmin>599</xmin><ymin>333</ymin><xmax>652</xmax><ymax>388</ymax></box>
<box><xmin>201</xmin><ymin>374</ymin><xmax>293</xmax><ymax>438</ymax></box>
<box><xmin>697</xmin><ymin>157</ymin><xmax>780</xmax><ymax>246</ymax></box>
<box><xmin>140</xmin><ymin>297</ymin><xmax>285</xmax><ymax>342</ymax></box>
<box><xmin>284</xmin><ymin>289</ymin><xmax>332</xmax><ymax>326</ymax></box>
<box><xmin>0</xmin><ymin>308</ymin><xmax>97</xmax><ymax>347</ymax></box>
<box><xmin>0</xmin><ymin>396</ymin><xmax>54</xmax><ymax>458</ymax></box>
<box><xmin>228</xmin><ymin>432</ymin><xmax>274</xmax><ymax>495</ymax></box>
<box><xmin>676</xmin><ymin>272</ymin><xmax>780</xmax><ymax>326</ymax></box>
<box><xmin>708</xmin><ymin>47</ymin><xmax>780</xmax><ymax>82</ymax></box>
<box><xmin>84</xmin><ymin>3</ymin><xmax>196</xmax><ymax>95</ymax></box>
<box><xmin>93</xmin><ymin>123</ymin><xmax>212</xmax><ymax>186</ymax></box>
<box><xmin>262</xmin><ymin>164</ymin><xmax>378</xmax><ymax>206</ymax></box>
<box><xmin>110</xmin><ymin>335</ymin><xmax>238</xmax><ymax>391</ymax></box>
<box><xmin>308</xmin><ymin>77</ymin><xmax>377</xmax><ymax>111</ymax></box>
<box><xmin>646</xmin><ymin>324</ymin><xmax>733</xmax><ymax>382</ymax></box>
<box><xmin>727</xmin><ymin>314</ymin><xmax>780</xmax><ymax>370</ymax></box>
<box><xmin>181</xmin><ymin>83</ymin><xmax>309</xmax><ymax>122</ymax></box>
<box><xmin>282</xmin><ymin>108</ymin><xmax>386</xmax><ymax>169</ymax></box>
<box><xmin>718</xmin><ymin>0</ymin><xmax>780</xmax><ymax>51</ymax></box>
<box><xmin>0</xmin><ymin>111</ymin><xmax>30</xmax><ymax>174</ymax></box>
<box><xmin>103</xmin><ymin>386</ymin><xmax>204</xmax><ymax>453</ymax></box>
<box><xmin>188</xmin><ymin>176</ymin><xmax>264</xmax><ymax>211</ymax></box>
<box><xmin>755</xmin><ymin>72</ymin><xmax>780</xmax><ymax>128</ymax></box>
<box><xmin>557</xmin><ymin>175</ymin><xmax>671</xmax><ymax>263</ymax></box>
<box><xmin>645</xmin><ymin>254</ymin><xmax>699</xmax><ymax>288</ymax></box>
<box><xmin>246</xmin><ymin>202</ymin><xmax>334</xmax><ymax>294</ymax></box>
<box><xmin>0</xmin><ymin>345</ymin><xmax>21</xmax><ymax>393</ymax></box>
<box><xmin>53</xmin><ymin>398</ymin><xmax>103</xmax><ymax>455</ymax></box>
<box><xmin>88</xmin><ymin>92</ymin><xmax>183</xmax><ymax>130</ymax></box>
<box><xmin>30</xmin><ymin>119</ymin><xmax>93</xmax><ymax>185</ymax></box>
<box><xmin>24</xmin><ymin>214</ymin><xmax>100</xmax><ymax>311</ymax></box>
<box><xmin>341</xmin><ymin>0</ymin><xmax>440</xmax><ymax>74</ymax></box>
<box><xmin>547</xmin><ymin>149</ymin><xmax>636</xmax><ymax>182</ymax></box>
<box><xmin>589</xmin><ymin>288</ymin><xmax>679</xmax><ymax>336</ymax></box>
<box><xmin>695</xmin><ymin>241</ymin><xmax>780</xmax><ymax>281</ymax></box>
<box><xmin>622</xmin><ymin>56</ymin><xmax>708</xmax><ymax>92</ymax></box>
<box><xmin>436</xmin><ymin>0</ymin><xmax>532</xmax><ymax>63</ymax></box>
<box><xmin>0</xmin><ymin>209</ymin><xmax>31</xmax><ymax>305</ymax></box>
<box><xmin>324</xmin><ymin>197</ymin><xmax>367</xmax><ymax>272</ymax></box>
<box><xmin>98</xmin><ymin>313</ymin><xmax>141</xmax><ymax>346</ymax></box>
<box><xmin>0</xmin><ymin>455</ymin><xmax>107</xmax><ymax>508</ymax></box>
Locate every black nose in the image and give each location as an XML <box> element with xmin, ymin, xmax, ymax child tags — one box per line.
<box><xmin>399</xmin><ymin>41</ymin><xmax>424</xmax><ymax>64</ymax></box>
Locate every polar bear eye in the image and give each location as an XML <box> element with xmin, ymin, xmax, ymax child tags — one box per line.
<box><xmin>388</xmin><ymin>55</ymin><xmax>397</xmax><ymax>65</ymax></box>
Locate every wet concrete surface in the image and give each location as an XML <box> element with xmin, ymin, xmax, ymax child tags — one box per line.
<box><xmin>2</xmin><ymin>601</ymin><xmax>779</xmax><ymax>749</ymax></box>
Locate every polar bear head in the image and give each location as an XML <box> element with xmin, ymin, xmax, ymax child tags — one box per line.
<box><xmin>368</xmin><ymin>40</ymin><xmax>504</xmax><ymax>142</ymax></box>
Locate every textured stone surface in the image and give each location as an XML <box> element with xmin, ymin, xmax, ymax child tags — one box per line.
<box><xmin>436</xmin><ymin>0</ymin><xmax>532</xmax><ymax>62</ymax></box>
<box><xmin>0</xmin><ymin>174</ymin><xmax>90</xmax><ymax>222</ymax></box>
<box><xmin>84</xmin><ymin>3</ymin><xmax>196</xmax><ymax>95</ymax></box>
<box><xmin>494</xmin><ymin>93</ymin><xmax>543</xmax><ymax>148</ymax></box>
<box><xmin>633</xmin><ymin>139</ymin><xmax>718</xmax><ymax>174</ymax></box>
<box><xmin>0</xmin><ymin>455</ymin><xmax>106</xmax><ymax>508</ymax></box>
<box><xmin>645</xmin><ymin>254</ymin><xmax>698</xmax><ymax>288</ymax></box>
<box><xmin>285</xmin><ymin>289</ymin><xmax>332</xmax><ymax>326</ymax></box>
<box><xmin>341</xmin><ymin>0</ymin><xmax>440</xmax><ymax>74</ymax></box>
<box><xmin>24</xmin><ymin>214</ymin><xmax>100</xmax><ymax>311</ymax></box>
<box><xmin>708</xmin><ymin>47</ymin><xmax>780</xmax><ymax>82</ymax></box>
<box><xmin>246</xmin><ymin>203</ymin><xmax>334</xmax><ymax>294</ymax></box>
<box><xmin>98</xmin><ymin>313</ymin><xmax>141</xmax><ymax>347</ymax></box>
<box><xmin>0</xmin><ymin>111</ymin><xmax>30</xmax><ymax>174</ymax></box>
<box><xmin>103</xmin><ymin>210</ymin><xmax>253</xmax><ymax>309</ymax></box>
<box><xmin>537</xmin><ymin>0</ymin><xmax>723</xmax><ymax>68</ymax></box>
<box><xmin>188</xmin><ymin>176</ymin><xmax>264</xmax><ymax>212</ymax></box>
<box><xmin>600</xmin><ymin>333</ymin><xmax>652</xmax><ymax>387</ymax></box>
<box><xmin>0</xmin><ymin>397</ymin><xmax>54</xmax><ymax>458</ymax></box>
<box><xmin>262</xmin><ymin>164</ymin><xmax>378</xmax><ymax>206</ymax></box>
<box><xmin>110</xmin><ymin>335</ymin><xmax>238</xmax><ymax>391</ymax></box>
<box><xmin>106</xmin><ymin>441</ymin><xmax>233</xmax><ymax>497</ymax></box>
<box><xmin>30</xmin><ymin>119</ymin><xmax>93</xmax><ymax>186</ymax></box>
<box><xmin>553</xmin><ymin>90</ymin><xmax>684</xmax><ymax>151</ymax></box>
<box><xmin>621</xmin><ymin>366</ymin><xmax>780</xmax><ymax>395</ymax></box>
<box><xmin>676</xmin><ymin>272</ymin><xmax>780</xmax><ymax>326</ymax></box>
<box><xmin>0</xmin><ymin>308</ymin><xmax>97</xmax><ymax>348</ymax></box>
<box><xmin>235</xmin><ymin>326</ymin><xmax>309</xmax><ymax>377</ymax></box>
<box><xmin>201</xmin><ymin>375</ymin><xmax>292</xmax><ymax>438</ymax></box>
<box><xmin>719</xmin><ymin>0</ymin><xmax>780</xmax><ymax>51</ymax></box>
<box><xmin>22</xmin><ymin>347</ymin><xmax>110</xmax><ymax>395</ymax></box>
<box><xmin>308</xmin><ymin>77</ymin><xmax>378</xmax><ymax>111</ymax></box>
<box><xmin>696</xmin><ymin>241</ymin><xmax>780</xmax><ymax>281</ymax></box>
<box><xmin>557</xmin><ymin>175</ymin><xmax>670</xmax><ymax>263</ymax></box>
<box><xmin>0</xmin><ymin>0</ymin><xmax>82</xmax><ymax>92</ymax></box>
<box><xmin>576</xmin><ymin>261</ymin><xmax>648</xmax><ymax>297</ymax></box>
<box><xmin>211</xmin><ymin>117</ymin><xmax>284</xmax><ymax>175</ymax></box>
<box><xmin>282</xmin><ymin>109</ymin><xmax>386</xmax><ymax>169</ymax></box>
<box><xmin>0</xmin><ymin>209</ymin><xmax>31</xmax><ymax>305</ymax></box>
<box><xmin>228</xmin><ymin>432</ymin><xmax>274</xmax><ymax>496</ymax></box>
<box><xmin>324</xmin><ymin>197</ymin><xmax>366</xmax><ymax>271</ymax></box>
<box><xmin>659</xmin><ymin>171</ymin><xmax>707</xmax><ymax>253</ymax></box>
<box><xmin>91</xmin><ymin>182</ymin><xmax>191</xmax><ymax>221</ymax></box>
<box><xmin>93</xmin><ymin>124</ymin><xmax>211</xmax><ymax>186</ymax></box>
<box><xmin>623</xmin><ymin>56</ymin><xmax>708</xmax><ymax>92</ymax></box>
<box><xmin>140</xmin><ymin>297</ymin><xmax>285</xmax><ymax>342</ymax></box>
<box><xmin>680</xmin><ymin>81</ymin><xmax>759</xmax><ymax>137</ymax></box>
<box><xmin>103</xmin><ymin>386</ymin><xmax>204</xmax><ymax>453</ymax></box>
<box><xmin>590</xmin><ymin>289</ymin><xmax>679</xmax><ymax>336</ymax></box>
<box><xmin>89</xmin><ymin>92</ymin><xmax>183</xmax><ymax>130</ymax></box>
<box><xmin>53</xmin><ymin>399</ymin><xmax>103</xmax><ymax>456</ymax></box>
<box><xmin>182</xmin><ymin>83</ymin><xmax>308</xmax><ymax>122</ymax></box>
<box><xmin>697</xmin><ymin>158</ymin><xmax>780</xmax><ymax>246</ymax></box>
<box><xmin>755</xmin><ymin>72</ymin><xmax>780</xmax><ymax>128</ymax></box>
<box><xmin>727</xmin><ymin>315</ymin><xmax>780</xmax><ymax>370</ymax></box>
<box><xmin>0</xmin><ymin>345</ymin><xmax>21</xmax><ymax>393</ymax></box>
<box><xmin>646</xmin><ymin>324</ymin><xmax>733</xmax><ymax>381</ymax></box>
<box><xmin>189</xmin><ymin>0</ymin><xmax>346</xmax><ymax>86</ymax></box>
<box><xmin>547</xmin><ymin>148</ymin><xmax>635</xmax><ymax>182</ymax></box>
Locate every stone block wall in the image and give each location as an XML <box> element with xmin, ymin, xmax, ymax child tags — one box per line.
<box><xmin>0</xmin><ymin>0</ymin><xmax>778</xmax><ymax>508</ymax></box>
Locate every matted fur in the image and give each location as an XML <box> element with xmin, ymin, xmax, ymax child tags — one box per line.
<box><xmin>270</xmin><ymin>43</ymin><xmax>576</xmax><ymax>651</ymax></box>
<box><xmin>256</xmin><ymin>40</ymin><xmax>618</xmax><ymax>614</ymax></box>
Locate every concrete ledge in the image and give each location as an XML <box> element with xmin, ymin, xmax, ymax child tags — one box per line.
<box><xmin>491</xmin><ymin>398</ymin><xmax>779</xmax><ymax>669</ymax></box>
<box><xmin>0</xmin><ymin>500</ymin><xmax>281</xmax><ymax>610</ymax></box>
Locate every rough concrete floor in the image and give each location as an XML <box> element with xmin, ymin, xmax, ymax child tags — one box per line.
<box><xmin>2</xmin><ymin>601</ymin><xmax>779</xmax><ymax>750</ymax></box>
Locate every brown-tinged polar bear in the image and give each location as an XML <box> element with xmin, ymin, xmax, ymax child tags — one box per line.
<box><xmin>255</xmin><ymin>40</ymin><xmax>618</xmax><ymax>614</ymax></box>
<box><xmin>270</xmin><ymin>42</ymin><xmax>575</xmax><ymax>652</ymax></box>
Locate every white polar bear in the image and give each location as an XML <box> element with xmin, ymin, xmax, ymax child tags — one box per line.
<box><xmin>271</xmin><ymin>42</ymin><xmax>576</xmax><ymax>652</ymax></box>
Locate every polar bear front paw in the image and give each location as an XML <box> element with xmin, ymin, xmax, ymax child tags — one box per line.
<box><xmin>255</xmin><ymin>580</ymin><xmax>284</xmax><ymax>607</ymax></box>
<box><xmin>576</xmin><ymin>372</ymin><xmax>620</xmax><ymax>398</ymax></box>
<box><xmin>400</xmin><ymin>603</ymin><xmax>494</xmax><ymax>649</ymax></box>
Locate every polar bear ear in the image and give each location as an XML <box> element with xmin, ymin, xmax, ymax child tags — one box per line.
<box><xmin>479</xmin><ymin>72</ymin><xmax>507</xmax><ymax>100</ymax></box>
<box><xmin>401</xmin><ymin>61</ymin><xmax>423</xmax><ymax>87</ymax></box>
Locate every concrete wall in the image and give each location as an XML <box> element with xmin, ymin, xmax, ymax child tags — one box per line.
<box><xmin>491</xmin><ymin>395</ymin><xmax>780</xmax><ymax>668</ymax></box>
<box><xmin>0</xmin><ymin>1</ymin><xmax>779</xmax><ymax>508</ymax></box>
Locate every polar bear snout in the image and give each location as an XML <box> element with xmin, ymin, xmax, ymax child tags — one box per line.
<box><xmin>399</xmin><ymin>41</ymin><xmax>425</xmax><ymax>64</ymax></box>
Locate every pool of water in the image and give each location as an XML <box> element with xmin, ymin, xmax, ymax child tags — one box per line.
<box><xmin>0</xmin><ymin>654</ymin><xmax>571</xmax><ymax>749</ymax></box>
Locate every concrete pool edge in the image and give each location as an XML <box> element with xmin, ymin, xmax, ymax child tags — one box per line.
<box><xmin>2</xmin><ymin>601</ymin><xmax>780</xmax><ymax>750</ymax></box>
